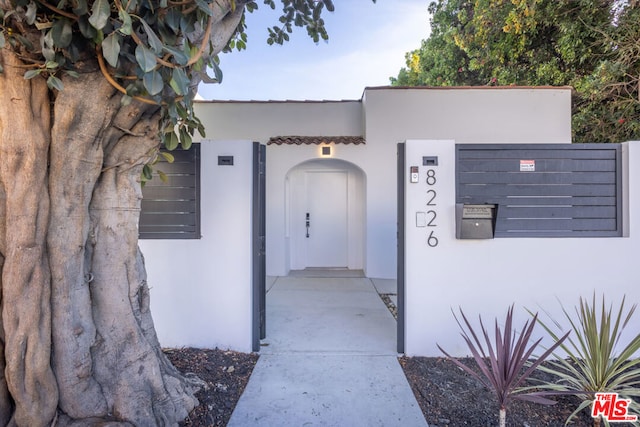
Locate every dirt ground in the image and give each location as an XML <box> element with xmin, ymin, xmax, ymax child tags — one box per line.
<box><xmin>399</xmin><ymin>356</ymin><xmax>600</xmax><ymax>427</ymax></box>
<box><xmin>166</xmin><ymin>348</ymin><xmax>636</xmax><ymax>427</ymax></box>
<box><xmin>165</xmin><ymin>348</ymin><xmax>258</xmax><ymax>427</ymax></box>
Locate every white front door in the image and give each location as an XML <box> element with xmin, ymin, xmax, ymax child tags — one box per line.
<box><xmin>305</xmin><ymin>171</ymin><xmax>348</xmax><ymax>267</ymax></box>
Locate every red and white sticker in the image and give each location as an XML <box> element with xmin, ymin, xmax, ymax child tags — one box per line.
<box><xmin>520</xmin><ymin>160</ymin><xmax>535</xmax><ymax>172</ymax></box>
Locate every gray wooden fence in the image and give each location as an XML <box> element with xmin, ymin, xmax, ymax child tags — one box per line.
<box><xmin>456</xmin><ymin>144</ymin><xmax>622</xmax><ymax>237</ymax></box>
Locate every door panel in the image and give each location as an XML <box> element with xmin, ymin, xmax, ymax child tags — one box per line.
<box><xmin>305</xmin><ymin>171</ymin><xmax>348</xmax><ymax>267</ymax></box>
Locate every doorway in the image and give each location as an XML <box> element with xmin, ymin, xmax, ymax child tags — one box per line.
<box><xmin>286</xmin><ymin>159</ymin><xmax>365</xmax><ymax>272</ymax></box>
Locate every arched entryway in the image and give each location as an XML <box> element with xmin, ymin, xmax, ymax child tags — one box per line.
<box><xmin>285</xmin><ymin>158</ymin><xmax>366</xmax><ymax>272</ymax></box>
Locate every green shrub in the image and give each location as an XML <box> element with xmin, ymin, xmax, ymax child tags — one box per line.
<box><xmin>531</xmin><ymin>294</ymin><xmax>640</xmax><ymax>427</ymax></box>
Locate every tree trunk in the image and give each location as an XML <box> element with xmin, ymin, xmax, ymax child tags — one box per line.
<box><xmin>0</xmin><ymin>49</ymin><xmax>58</xmax><ymax>427</ymax></box>
<box><xmin>499</xmin><ymin>407</ymin><xmax>506</xmax><ymax>427</ymax></box>
<box><xmin>0</xmin><ymin>49</ymin><xmax>200</xmax><ymax>425</ymax></box>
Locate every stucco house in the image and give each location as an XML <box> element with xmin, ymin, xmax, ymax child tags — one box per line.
<box><xmin>139</xmin><ymin>87</ymin><xmax>640</xmax><ymax>356</ymax></box>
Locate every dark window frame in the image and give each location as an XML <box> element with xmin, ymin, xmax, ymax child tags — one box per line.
<box><xmin>139</xmin><ymin>143</ymin><xmax>201</xmax><ymax>239</ymax></box>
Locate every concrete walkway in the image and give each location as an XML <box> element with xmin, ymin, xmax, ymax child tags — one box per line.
<box><xmin>227</xmin><ymin>275</ymin><xmax>428</xmax><ymax>427</ymax></box>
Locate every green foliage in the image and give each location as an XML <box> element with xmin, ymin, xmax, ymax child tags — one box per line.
<box><xmin>263</xmin><ymin>0</ymin><xmax>334</xmax><ymax>44</ymax></box>
<box><xmin>141</xmin><ymin>149</ymin><xmax>175</xmax><ymax>186</ymax></box>
<box><xmin>392</xmin><ymin>0</ymin><xmax>640</xmax><ymax>143</ymax></box>
<box><xmin>438</xmin><ymin>305</ymin><xmax>569</xmax><ymax>427</ymax></box>
<box><xmin>530</xmin><ymin>295</ymin><xmax>640</xmax><ymax>426</ymax></box>
<box><xmin>1</xmin><ymin>0</ymin><xmax>221</xmax><ymax>150</ymax></box>
<box><xmin>0</xmin><ymin>0</ymin><xmax>345</xmax><ymax>152</ymax></box>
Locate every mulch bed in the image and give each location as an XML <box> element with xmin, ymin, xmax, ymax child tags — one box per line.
<box><xmin>164</xmin><ymin>348</ymin><xmax>258</xmax><ymax>427</ymax></box>
<box><xmin>167</xmin><ymin>349</ymin><xmax>636</xmax><ymax>427</ymax></box>
<box><xmin>399</xmin><ymin>356</ymin><xmax>598</xmax><ymax>427</ymax></box>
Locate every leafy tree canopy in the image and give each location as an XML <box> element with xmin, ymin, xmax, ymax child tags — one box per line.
<box><xmin>0</xmin><ymin>0</ymin><xmax>340</xmax><ymax>152</ymax></box>
<box><xmin>392</xmin><ymin>0</ymin><xmax>640</xmax><ymax>143</ymax></box>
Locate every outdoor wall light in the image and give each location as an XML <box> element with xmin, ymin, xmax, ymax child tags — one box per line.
<box><xmin>321</xmin><ymin>145</ymin><xmax>331</xmax><ymax>156</ymax></box>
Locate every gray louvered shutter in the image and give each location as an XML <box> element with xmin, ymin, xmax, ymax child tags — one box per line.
<box><xmin>139</xmin><ymin>144</ymin><xmax>201</xmax><ymax>239</ymax></box>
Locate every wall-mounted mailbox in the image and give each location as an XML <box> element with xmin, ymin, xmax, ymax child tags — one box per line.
<box><xmin>456</xmin><ymin>204</ymin><xmax>497</xmax><ymax>239</ymax></box>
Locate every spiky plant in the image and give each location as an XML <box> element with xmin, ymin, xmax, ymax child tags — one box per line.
<box><xmin>438</xmin><ymin>305</ymin><xmax>569</xmax><ymax>427</ymax></box>
<box><xmin>531</xmin><ymin>294</ymin><xmax>640</xmax><ymax>427</ymax></box>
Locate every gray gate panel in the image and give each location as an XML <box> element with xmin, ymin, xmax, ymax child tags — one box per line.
<box><xmin>460</xmin><ymin>184</ymin><xmax>617</xmax><ymax>197</ymax></box>
<box><xmin>252</xmin><ymin>142</ymin><xmax>266</xmax><ymax>352</ymax></box>
<box><xmin>492</xmin><ymin>196</ymin><xmax>617</xmax><ymax>206</ymax></box>
<box><xmin>457</xmin><ymin>146</ymin><xmax>617</xmax><ymax>159</ymax></box>
<box><xmin>458</xmin><ymin>159</ymin><xmax>617</xmax><ymax>172</ymax></box>
<box><xmin>496</xmin><ymin>218</ymin><xmax>618</xmax><ymax>231</ymax></box>
<box><xmin>458</xmin><ymin>171</ymin><xmax>616</xmax><ymax>184</ymax></box>
<box><xmin>499</xmin><ymin>206</ymin><xmax>617</xmax><ymax>218</ymax></box>
<box><xmin>397</xmin><ymin>143</ymin><xmax>405</xmax><ymax>354</ymax></box>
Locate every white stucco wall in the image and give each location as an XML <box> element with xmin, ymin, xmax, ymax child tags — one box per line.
<box><xmin>403</xmin><ymin>140</ymin><xmax>640</xmax><ymax>357</ymax></box>
<box><xmin>195</xmin><ymin>87</ymin><xmax>572</xmax><ymax>279</ymax></box>
<box><xmin>142</xmin><ymin>87</ymin><xmax>574</xmax><ymax>351</ymax></box>
<box><xmin>140</xmin><ymin>140</ymin><xmax>255</xmax><ymax>351</ymax></box>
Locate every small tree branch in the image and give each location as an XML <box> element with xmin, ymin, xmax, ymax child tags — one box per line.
<box><xmin>96</xmin><ymin>46</ymin><xmax>159</xmax><ymax>106</ymax></box>
<box><xmin>35</xmin><ymin>0</ymin><xmax>78</xmax><ymax>20</ymax></box>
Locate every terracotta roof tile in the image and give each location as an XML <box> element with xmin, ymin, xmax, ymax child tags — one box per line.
<box><xmin>268</xmin><ymin>136</ymin><xmax>365</xmax><ymax>146</ymax></box>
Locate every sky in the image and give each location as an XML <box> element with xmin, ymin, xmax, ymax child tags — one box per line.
<box><xmin>196</xmin><ymin>0</ymin><xmax>431</xmax><ymax>101</ymax></box>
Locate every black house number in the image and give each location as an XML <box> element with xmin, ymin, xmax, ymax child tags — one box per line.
<box><xmin>426</xmin><ymin>169</ymin><xmax>438</xmax><ymax>247</ymax></box>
